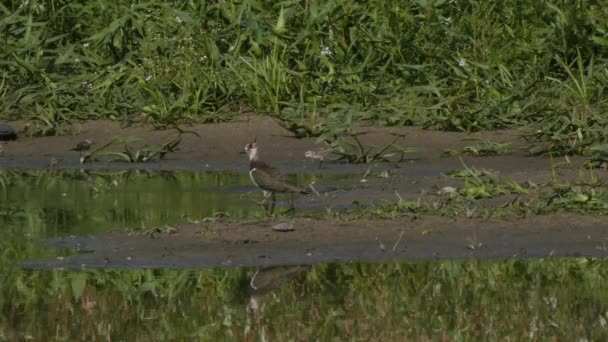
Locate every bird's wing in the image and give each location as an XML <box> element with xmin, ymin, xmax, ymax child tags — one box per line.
<box><xmin>253</xmin><ymin>161</ymin><xmax>289</xmax><ymax>182</ymax></box>
<box><xmin>252</xmin><ymin>162</ymin><xmax>308</xmax><ymax>193</ymax></box>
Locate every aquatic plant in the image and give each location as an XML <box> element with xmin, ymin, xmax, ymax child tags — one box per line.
<box><xmin>81</xmin><ymin>134</ymin><xmax>182</xmax><ymax>163</ymax></box>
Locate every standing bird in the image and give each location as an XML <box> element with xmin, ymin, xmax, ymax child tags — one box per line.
<box><xmin>71</xmin><ymin>138</ymin><xmax>95</xmax><ymax>154</ymax></box>
<box><xmin>244</xmin><ymin>140</ymin><xmax>309</xmax><ymax>213</ymax></box>
<box><xmin>305</xmin><ymin>148</ymin><xmax>334</xmax><ymax>169</ymax></box>
<box><xmin>71</xmin><ymin>139</ymin><xmax>95</xmax><ymax>163</ymax></box>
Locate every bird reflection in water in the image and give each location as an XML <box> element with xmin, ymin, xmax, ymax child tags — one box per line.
<box><xmin>247</xmin><ymin>265</ymin><xmax>311</xmax><ymax>313</ymax></box>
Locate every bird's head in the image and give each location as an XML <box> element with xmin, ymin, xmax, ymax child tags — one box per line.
<box><xmin>244</xmin><ymin>140</ymin><xmax>259</xmax><ymax>161</ymax></box>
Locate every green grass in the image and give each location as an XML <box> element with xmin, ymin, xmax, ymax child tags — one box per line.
<box><xmin>360</xmin><ymin>161</ymin><xmax>608</xmax><ymax>219</ymax></box>
<box><xmin>2</xmin><ymin>1</ymin><xmax>608</xmax><ymax>157</ymax></box>
<box><xmin>80</xmin><ymin>133</ymin><xmax>182</xmax><ymax>163</ymax></box>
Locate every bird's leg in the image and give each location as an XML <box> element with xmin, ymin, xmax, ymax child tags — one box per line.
<box><xmin>270</xmin><ymin>192</ymin><xmax>276</xmax><ymax>215</ymax></box>
<box><xmin>283</xmin><ymin>193</ymin><xmax>296</xmax><ymax>214</ymax></box>
<box><xmin>261</xmin><ymin>191</ymin><xmax>271</xmax><ymax>213</ymax></box>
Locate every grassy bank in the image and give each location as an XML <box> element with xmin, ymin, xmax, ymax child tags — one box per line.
<box><xmin>2</xmin><ymin>1</ymin><xmax>608</xmax><ymax>154</ymax></box>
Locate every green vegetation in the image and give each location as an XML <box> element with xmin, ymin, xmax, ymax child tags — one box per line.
<box><xmin>81</xmin><ymin>134</ymin><xmax>182</xmax><ymax>163</ymax></box>
<box><xmin>324</xmin><ymin>133</ymin><xmax>414</xmax><ymax>163</ymax></box>
<box><xmin>363</xmin><ymin>162</ymin><xmax>608</xmax><ymax>219</ymax></box>
<box><xmin>2</xmin><ymin>1</ymin><xmax>608</xmax><ymax>157</ymax></box>
<box><xmin>4</xmin><ymin>1</ymin><xmax>608</xmax><ymax>334</ymax></box>
<box><xmin>443</xmin><ymin>139</ymin><xmax>516</xmax><ymax>156</ymax></box>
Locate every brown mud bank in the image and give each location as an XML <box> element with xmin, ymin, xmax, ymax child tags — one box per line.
<box><xmin>0</xmin><ymin>116</ymin><xmax>582</xmax><ymax>178</ymax></box>
<box><xmin>25</xmin><ymin>214</ymin><xmax>608</xmax><ymax>269</ymax></box>
<box><xmin>4</xmin><ymin>117</ymin><xmax>607</xmax><ymax>268</ymax></box>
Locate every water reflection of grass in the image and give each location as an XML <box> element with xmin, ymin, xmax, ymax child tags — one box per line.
<box><xmin>1</xmin><ymin>257</ymin><xmax>607</xmax><ymax>339</ymax></box>
<box><xmin>0</xmin><ymin>170</ymin><xmax>267</xmax><ymax>237</ymax></box>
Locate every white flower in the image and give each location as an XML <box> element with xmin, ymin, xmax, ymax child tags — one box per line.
<box><xmin>458</xmin><ymin>58</ymin><xmax>466</xmax><ymax>67</ymax></box>
<box><xmin>81</xmin><ymin>81</ymin><xmax>93</xmax><ymax>90</ymax></box>
<box><xmin>442</xmin><ymin>17</ymin><xmax>451</xmax><ymax>25</ymax></box>
<box><xmin>19</xmin><ymin>0</ymin><xmax>29</xmax><ymax>9</ymax></box>
<box><xmin>175</xmin><ymin>15</ymin><xmax>183</xmax><ymax>23</ymax></box>
<box><xmin>75</xmin><ymin>58</ymin><xmax>80</xmax><ymax>63</ymax></box>
<box><xmin>321</xmin><ymin>46</ymin><xmax>332</xmax><ymax>56</ymax></box>
<box><xmin>145</xmin><ymin>74</ymin><xmax>152</xmax><ymax>81</ymax></box>
<box><xmin>82</xmin><ymin>42</ymin><xmax>90</xmax><ymax>48</ymax></box>
<box><xmin>484</xmin><ymin>78</ymin><xmax>490</xmax><ymax>84</ymax></box>
<box><xmin>199</xmin><ymin>55</ymin><xmax>208</xmax><ymax>62</ymax></box>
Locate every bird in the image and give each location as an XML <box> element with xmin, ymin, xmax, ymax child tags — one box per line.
<box><xmin>71</xmin><ymin>139</ymin><xmax>95</xmax><ymax>153</ymax></box>
<box><xmin>305</xmin><ymin>148</ymin><xmax>334</xmax><ymax>169</ymax></box>
<box><xmin>71</xmin><ymin>139</ymin><xmax>95</xmax><ymax>163</ymax></box>
<box><xmin>304</xmin><ymin>148</ymin><xmax>334</xmax><ymax>161</ymax></box>
<box><xmin>244</xmin><ymin>140</ymin><xmax>310</xmax><ymax>213</ymax></box>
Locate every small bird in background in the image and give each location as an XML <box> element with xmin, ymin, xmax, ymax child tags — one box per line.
<box><xmin>244</xmin><ymin>140</ymin><xmax>310</xmax><ymax>213</ymax></box>
<box><xmin>71</xmin><ymin>139</ymin><xmax>95</xmax><ymax>163</ymax></box>
<box><xmin>71</xmin><ymin>139</ymin><xmax>95</xmax><ymax>155</ymax></box>
<box><xmin>305</xmin><ymin>148</ymin><xmax>334</xmax><ymax>169</ymax></box>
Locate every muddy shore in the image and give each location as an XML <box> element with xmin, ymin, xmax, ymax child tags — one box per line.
<box><xmin>25</xmin><ymin>214</ymin><xmax>608</xmax><ymax>269</ymax></box>
<box><xmin>2</xmin><ymin>117</ymin><xmax>606</xmax><ymax>268</ymax></box>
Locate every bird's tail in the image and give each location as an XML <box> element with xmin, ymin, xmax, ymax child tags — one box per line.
<box><xmin>299</xmin><ymin>188</ymin><xmax>311</xmax><ymax>195</ymax></box>
<box><xmin>287</xmin><ymin>184</ymin><xmax>310</xmax><ymax>195</ymax></box>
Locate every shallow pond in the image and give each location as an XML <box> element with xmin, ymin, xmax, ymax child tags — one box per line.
<box><xmin>1</xmin><ymin>170</ymin><xmax>608</xmax><ymax>339</ymax></box>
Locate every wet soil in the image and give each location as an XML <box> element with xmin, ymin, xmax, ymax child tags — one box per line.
<box><xmin>3</xmin><ymin>116</ymin><xmax>607</xmax><ymax>268</ymax></box>
<box><xmin>26</xmin><ymin>214</ymin><xmax>608</xmax><ymax>269</ymax></box>
<box><xmin>0</xmin><ymin>116</ymin><xmax>572</xmax><ymax>175</ymax></box>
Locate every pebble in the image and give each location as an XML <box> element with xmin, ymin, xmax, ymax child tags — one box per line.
<box><xmin>0</xmin><ymin>122</ymin><xmax>17</xmax><ymax>141</ymax></box>
<box><xmin>272</xmin><ymin>222</ymin><xmax>295</xmax><ymax>232</ymax></box>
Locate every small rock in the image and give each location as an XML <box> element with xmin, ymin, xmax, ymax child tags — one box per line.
<box><xmin>0</xmin><ymin>122</ymin><xmax>17</xmax><ymax>141</ymax></box>
<box><xmin>272</xmin><ymin>222</ymin><xmax>295</xmax><ymax>232</ymax></box>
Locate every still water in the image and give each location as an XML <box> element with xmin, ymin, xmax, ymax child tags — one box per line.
<box><xmin>1</xmin><ymin>170</ymin><xmax>607</xmax><ymax>340</ymax></box>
